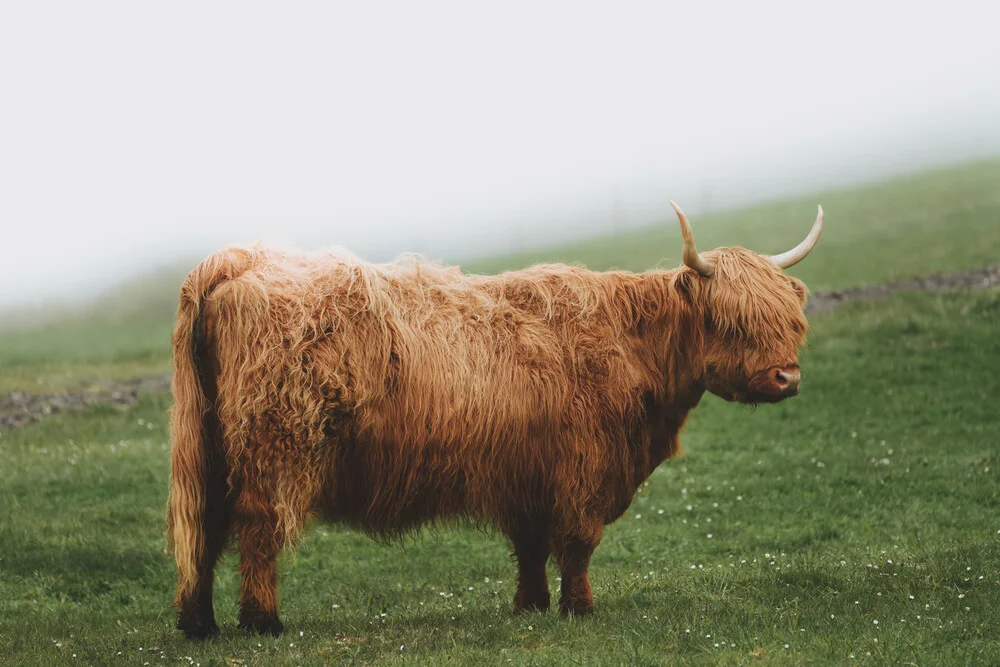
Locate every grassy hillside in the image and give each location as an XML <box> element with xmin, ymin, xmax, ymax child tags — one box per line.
<box><xmin>2</xmin><ymin>158</ymin><xmax>998</xmax><ymax>394</ymax></box>
<box><xmin>2</xmin><ymin>288</ymin><xmax>998</xmax><ymax>664</ymax></box>
<box><xmin>468</xmin><ymin>158</ymin><xmax>1000</xmax><ymax>287</ymax></box>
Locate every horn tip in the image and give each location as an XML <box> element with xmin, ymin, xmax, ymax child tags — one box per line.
<box><xmin>817</xmin><ymin>204</ymin><xmax>823</xmax><ymax>215</ymax></box>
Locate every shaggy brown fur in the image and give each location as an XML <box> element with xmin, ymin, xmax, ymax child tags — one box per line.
<box><xmin>166</xmin><ymin>241</ymin><xmax>810</xmax><ymax>638</ymax></box>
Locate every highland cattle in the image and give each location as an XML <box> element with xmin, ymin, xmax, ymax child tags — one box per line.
<box><xmin>167</xmin><ymin>202</ymin><xmax>823</xmax><ymax>637</ymax></box>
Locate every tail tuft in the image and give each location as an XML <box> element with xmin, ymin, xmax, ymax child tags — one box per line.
<box><xmin>166</xmin><ymin>247</ymin><xmax>256</xmax><ymax>601</ymax></box>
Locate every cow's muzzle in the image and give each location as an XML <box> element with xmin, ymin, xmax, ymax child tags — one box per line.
<box><xmin>748</xmin><ymin>366</ymin><xmax>801</xmax><ymax>401</ymax></box>
<box><xmin>772</xmin><ymin>368</ymin><xmax>800</xmax><ymax>396</ymax></box>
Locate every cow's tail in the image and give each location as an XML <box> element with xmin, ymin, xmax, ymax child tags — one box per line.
<box><xmin>166</xmin><ymin>247</ymin><xmax>256</xmax><ymax>602</ymax></box>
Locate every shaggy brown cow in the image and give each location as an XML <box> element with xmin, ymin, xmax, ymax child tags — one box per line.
<box><xmin>167</xmin><ymin>202</ymin><xmax>823</xmax><ymax>638</ymax></box>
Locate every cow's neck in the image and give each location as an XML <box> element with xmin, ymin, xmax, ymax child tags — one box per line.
<box><xmin>625</xmin><ymin>268</ymin><xmax>707</xmax><ymax>408</ymax></box>
<box><xmin>591</xmin><ymin>269</ymin><xmax>707</xmax><ymax>510</ymax></box>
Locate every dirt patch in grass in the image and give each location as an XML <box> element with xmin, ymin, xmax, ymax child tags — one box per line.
<box><xmin>0</xmin><ymin>375</ymin><xmax>171</xmax><ymax>431</ymax></box>
<box><xmin>2</xmin><ymin>265</ymin><xmax>997</xmax><ymax>432</ymax></box>
<box><xmin>806</xmin><ymin>264</ymin><xmax>1000</xmax><ymax>315</ymax></box>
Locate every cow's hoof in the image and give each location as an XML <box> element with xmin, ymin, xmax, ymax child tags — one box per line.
<box><xmin>559</xmin><ymin>601</ymin><xmax>594</xmax><ymax>617</ymax></box>
<box><xmin>177</xmin><ymin>616</ymin><xmax>220</xmax><ymax>640</ymax></box>
<box><xmin>514</xmin><ymin>592</ymin><xmax>551</xmax><ymax>614</ymax></box>
<box><xmin>238</xmin><ymin>610</ymin><xmax>284</xmax><ymax>636</ymax></box>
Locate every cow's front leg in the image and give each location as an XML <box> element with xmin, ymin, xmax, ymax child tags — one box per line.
<box><xmin>510</xmin><ymin>521</ymin><xmax>551</xmax><ymax>613</ymax></box>
<box><xmin>552</xmin><ymin>524</ymin><xmax>603</xmax><ymax>616</ymax></box>
<box><xmin>236</xmin><ymin>488</ymin><xmax>284</xmax><ymax>636</ymax></box>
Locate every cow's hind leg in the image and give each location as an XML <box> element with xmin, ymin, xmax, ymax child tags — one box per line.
<box><xmin>510</xmin><ymin>520</ymin><xmax>551</xmax><ymax>613</ymax></box>
<box><xmin>552</xmin><ymin>522</ymin><xmax>604</xmax><ymax>616</ymax></box>
<box><xmin>235</xmin><ymin>476</ymin><xmax>285</xmax><ymax>636</ymax></box>
<box><xmin>175</xmin><ymin>417</ymin><xmax>231</xmax><ymax>639</ymax></box>
<box><xmin>175</xmin><ymin>501</ymin><xmax>229</xmax><ymax>637</ymax></box>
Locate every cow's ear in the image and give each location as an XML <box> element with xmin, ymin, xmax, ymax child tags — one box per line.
<box><xmin>674</xmin><ymin>270</ymin><xmax>701</xmax><ymax>304</ymax></box>
<box><xmin>790</xmin><ymin>278</ymin><xmax>807</xmax><ymax>305</ymax></box>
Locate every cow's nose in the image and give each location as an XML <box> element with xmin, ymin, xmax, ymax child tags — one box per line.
<box><xmin>774</xmin><ymin>369</ymin><xmax>800</xmax><ymax>395</ymax></box>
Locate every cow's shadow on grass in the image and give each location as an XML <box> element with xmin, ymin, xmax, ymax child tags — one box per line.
<box><xmin>1</xmin><ymin>537</ymin><xmax>170</xmax><ymax>604</ymax></box>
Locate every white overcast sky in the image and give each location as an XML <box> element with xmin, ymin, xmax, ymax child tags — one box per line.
<box><xmin>1</xmin><ymin>1</ymin><xmax>999</xmax><ymax>308</ymax></box>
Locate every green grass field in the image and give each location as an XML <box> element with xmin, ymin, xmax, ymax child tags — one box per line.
<box><xmin>1</xmin><ymin>159</ymin><xmax>999</xmax><ymax>665</ymax></box>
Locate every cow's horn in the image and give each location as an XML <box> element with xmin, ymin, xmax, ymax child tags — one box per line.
<box><xmin>670</xmin><ymin>200</ymin><xmax>715</xmax><ymax>277</ymax></box>
<box><xmin>769</xmin><ymin>205</ymin><xmax>824</xmax><ymax>269</ymax></box>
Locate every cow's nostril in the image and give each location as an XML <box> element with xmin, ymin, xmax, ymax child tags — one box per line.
<box><xmin>774</xmin><ymin>369</ymin><xmax>787</xmax><ymax>385</ymax></box>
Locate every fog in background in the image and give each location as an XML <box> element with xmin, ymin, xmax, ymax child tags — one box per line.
<box><xmin>2</xmin><ymin>1</ymin><xmax>999</xmax><ymax>310</ymax></box>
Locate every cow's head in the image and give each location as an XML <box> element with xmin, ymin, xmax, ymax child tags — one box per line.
<box><xmin>671</xmin><ymin>201</ymin><xmax>823</xmax><ymax>404</ymax></box>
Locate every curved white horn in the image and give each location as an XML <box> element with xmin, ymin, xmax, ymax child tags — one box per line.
<box><xmin>670</xmin><ymin>200</ymin><xmax>714</xmax><ymax>277</ymax></box>
<box><xmin>769</xmin><ymin>205</ymin><xmax>824</xmax><ymax>269</ymax></box>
